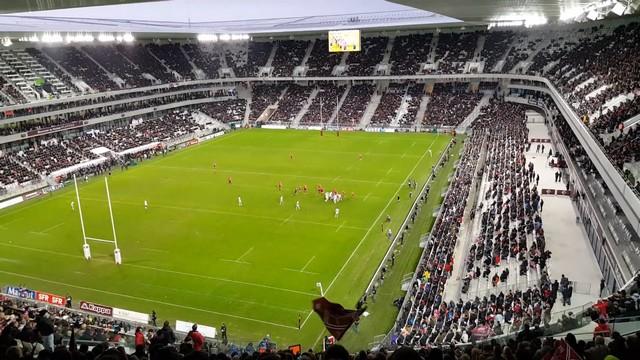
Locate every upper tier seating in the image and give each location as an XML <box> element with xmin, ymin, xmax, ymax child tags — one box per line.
<box><xmin>39</xmin><ymin>47</ymin><xmax>117</xmax><ymax>92</ymax></box>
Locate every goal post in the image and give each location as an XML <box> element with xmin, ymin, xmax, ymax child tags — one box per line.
<box><xmin>73</xmin><ymin>174</ymin><xmax>122</xmax><ymax>264</ymax></box>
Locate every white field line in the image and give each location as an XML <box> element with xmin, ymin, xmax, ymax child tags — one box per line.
<box><xmin>283</xmin><ymin>256</ymin><xmax>318</xmax><ymax>275</ymax></box>
<box><xmin>282</xmin><ymin>268</ymin><xmax>318</xmax><ymax>275</ymax></box>
<box><xmin>212</xmin><ymin>144</ymin><xmax>418</xmax><ymax>158</ymax></box>
<box><xmin>0</xmin><ymin>217</ymin><xmax>22</xmax><ymax>229</ymax></box>
<box><xmin>335</xmin><ymin>222</ymin><xmax>346</xmax><ymax>233</ymax></box>
<box><xmin>221</xmin><ymin>247</ymin><xmax>253</xmax><ymax>263</ymax></box>
<box><xmin>29</xmin><ymin>222</ymin><xmax>64</xmax><ymax>236</ymax></box>
<box><xmin>0</xmin><ymin>242</ymin><xmax>318</xmax><ymax>297</ymax></box>
<box><xmin>386</xmin><ymin>167</ymin><xmax>394</xmax><ymax>175</ymax></box>
<box><xmin>300</xmin><ymin>256</ymin><xmax>315</xmax><ymax>272</ymax></box>
<box><xmin>281</xmin><ymin>214</ymin><xmax>293</xmax><ymax>225</ymax></box>
<box><xmin>363</xmin><ymin>193</ymin><xmax>372</xmax><ymax>201</ymax></box>
<box><xmin>82</xmin><ymin>197</ymin><xmax>367</xmax><ymax>232</ymax></box>
<box><xmin>148</xmin><ymin>165</ymin><xmax>398</xmax><ymax>186</ymax></box>
<box><xmin>300</xmin><ymin>309</ymin><xmax>315</xmax><ymax>329</ymax></box>
<box><xmin>220</xmin><ymin>259</ymin><xmax>251</xmax><ymax>265</ymax></box>
<box><xmin>141</xmin><ymin>282</ymin><xmax>306</xmax><ymax>314</ymax></box>
<box><xmin>311</xmin><ymin>137</ymin><xmax>439</xmax><ymax>341</ymax></box>
<box><xmin>324</xmin><ymin>137</ymin><xmax>438</xmax><ymax>295</ymax></box>
<box><xmin>0</xmin><ymin>132</ymin><xmax>243</xmax><ymax>221</ymax></box>
<box><xmin>0</xmin><ymin>269</ymin><xmax>299</xmax><ymax>330</ymax></box>
<box><xmin>140</xmin><ymin>247</ymin><xmax>169</xmax><ymax>254</ymax></box>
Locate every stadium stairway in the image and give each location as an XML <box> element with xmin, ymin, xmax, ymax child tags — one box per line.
<box><xmin>327</xmin><ymin>84</ymin><xmax>351</xmax><ymax>125</ymax></box>
<box><xmin>300</xmin><ymin>39</ymin><xmax>315</xmax><ymax>67</ymax></box>
<box><xmin>623</xmin><ymin>111</ymin><xmax>640</xmax><ymax>129</ymax></box>
<box><xmin>77</xmin><ymin>46</ymin><xmax>125</xmax><ymax>88</ymax></box>
<box><xmin>38</xmin><ymin>50</ymin><xmax>91</xmax><ymax>93</ymax></box>
<box><xmin>291</xmin><ymin>87</ymin><xmax>320</xmax><ymax>127</ymax></box>
<box><xmin>414</xmin><ymin>95</ymin><xmax>430</xmax><ymax>129</ymax></box>
<box><xmin>15</xmin><ymin>49</ymin><xmax>74</xmax><ymax>97</ymax></box>
<box><xmin>472</xmin><ymin>34</ymin><xmax>486</xmax><ymax>62</ymax></box>
<box><xmin>428</xmin><ymin>32</ymin><xmax>439</xmax><ymax>63</ymax></box>
<box><xmin>389</xmin><ymin>85</ymin><xmax>411</xmax><ymax>127</ymax></box>
<box><xmin>265</xmin><ymin>42</ymin><xmax>278</xmax><ymax>69</ymax></box>
<box><xmin>358</xmin><ymin>91</ymin><xmax>383</xmax><ymax>129</ymax></box>
<box><xmin>179</xmin><ymin>45</ymin><xmax>203</xmax><ymax>79</ymax></box>
<box><xmin>381</xmin><ymin>36</ymin><xmax>395</xmax><ymax>64</ymax></box>
<box><xmin>456</xmin><ymin>92</ymin><xmax>492</xmax><ymax>133</ymax></box>
<box><xmin>146</xmin><ymin>45</ymin><xmax>179</xmax><ymax>81</ymax></box>
<box><xmin>0</xmin><ymin>53</ymin><xmax>39</xmax><ymax>102</ymax></box>
<box><xmin>491</xmin><ymin>36</ymin><xmax>519</xmax><ymax>73</ymax></box>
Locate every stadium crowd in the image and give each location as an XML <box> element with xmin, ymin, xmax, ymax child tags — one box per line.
<box><xmin>299</xmin><ymin>84</ymin><xmax>346</xmax><ymax>125</ymax></box>
<box><xmin>394</xmin><ymin>100</ymin><xmax>571</xmax><ymax>348</ymax></box>
<box><xmin>369</xmin><ymin>84</ymin><xmax>404</xmax><ymax>127</ymax></box>
<box><xmin>0</xmin><ymin>90</ymin><xmax>224</xmax><ymax>136</ymax></box>
<box><xmin>269</xmin><ymin>85</ymin><xmax>313</xmax><ymax>124</ymax></box>
<box><xmin>422</xmin><ymin>84</ymin><xmax>480</xmax><ymax>127</ymax></box>
<box><xmin>2</xmin><ymin>286</ymin><xmax>640</xmax><ymax>360</ymax></box>
<box><xmin>336</xmin><ymin>85</ymin><xmax>375</xmax><ymax>126</ymax></box>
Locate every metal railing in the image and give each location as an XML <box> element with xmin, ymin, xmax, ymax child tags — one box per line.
<box><xmin>363</xmin><ymin>138</ymin><xmax>455</xmax><ymax>297</ymax></box>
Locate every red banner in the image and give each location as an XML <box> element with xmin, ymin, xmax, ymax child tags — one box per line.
<box><xmin>36</xmin><ymin>291</ymin><xmax>67</xmax><ymax>306</ymax></box>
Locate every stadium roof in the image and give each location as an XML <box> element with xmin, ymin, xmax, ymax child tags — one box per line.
<box><xmin>0</xmin><ymin>0</ymin><xmax>637</xmax><ymax>37</ymax></box>
<box><xmin>0</xmin><ymin>0</ymin><xmax>461</xmax><ymax>36</ymax></box>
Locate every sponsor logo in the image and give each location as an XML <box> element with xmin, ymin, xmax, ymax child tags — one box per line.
<box><xmin>80</xmin><ymin>301</ymin><xmax>113</xmax><ymax>316</ymax></box>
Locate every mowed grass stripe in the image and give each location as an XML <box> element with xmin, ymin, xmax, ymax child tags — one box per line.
<box><xmin>0</xmin><ymin>129</ymin><xmax>449</xmax><ymax>347</ymax></box>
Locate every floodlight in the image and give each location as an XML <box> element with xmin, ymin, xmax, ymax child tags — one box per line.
<box><xmin>1</xmin><ymin>37</ymin><xmax>12</xmax><ymax>47</ymax></box>
<box><xmin>98</xmin><ymin>33</ymin><xmax>115</xmax><ymax>42</ymax></box>
<box><xmin>197</xmin><ymin>34</ymin><xmax>218</xmax><ymax>42</ymax></box>
<box><xmin>41</xmin><ymin>33</ymin><xmax>63</xmax><ymax>43</ymax></box>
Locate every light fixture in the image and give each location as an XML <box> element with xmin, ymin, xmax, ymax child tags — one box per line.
<box><xmin>41</xmin><ymin>32</ymin><xmax>63</xmax><ymax>43</ymax></box>
<box><xmin>65</xmin><ymin>33</ymin><xmax>95</xmax><ymax>43</ymax></box>
<box><xmin>1</xmin><ymin>37</ymin><xmax>12</xmax><ymax>47</ymax></box>
<box><xmin>98</xmin><ymin>33</ymin><xmax>115</xmax><ymax>42</ymax></box>
<box><xmin>219</xmin><ymin>34</ymin><xmax>231</xmax><ymax>41</ymax></box>
<box><xmin>122</xmin><ymin>33</ymin><xmax>135</xmax><ymax>43</ymax></box>
<box><xmin>489</xmin><ymin>13</ymin><xmax>546</xmax><ymax>29</ymax></box>
<box><xmin>197</xmin><ymin>34</ymin><xmax>218</xmax><ymax>42</ymax></box>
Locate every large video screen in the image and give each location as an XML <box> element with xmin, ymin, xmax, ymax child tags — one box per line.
<box><xmin>328</xmin><ymin>30</ymin><xmax>361</xmax><ymax>52</ymax></box>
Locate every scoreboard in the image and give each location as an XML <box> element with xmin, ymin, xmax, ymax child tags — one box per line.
<box><xmin>328</xmin><ymin>30</ymin><xmax>361</xmax><ymax>52</ymax></box>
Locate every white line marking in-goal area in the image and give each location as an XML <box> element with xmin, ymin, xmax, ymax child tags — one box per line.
<box><xmin>0</xmin><ymin>269</ymin><xmax>299</xmax><ymax>330</ymax></box>
<box><xmin>301</xmin><ymin>255</ymin><xmax>315</xmax><ymax>272</ymax></box>
<box><xmin>282</xmin><ymin>268</ymin><xmax>318</xmax><ymax>275</ymax></box>
<box><xmin>324</xmin><ymin>138</ymin><xmax>436</xmax><ymax>293</ymax></box>
<box><xmin>312</xmin><ymin>137</ymin><xmax>438</xmax><ymax>342</ymax></box>
<box><xmin>281</xmin><ymin>214</ymin><xmax>293</xmax><ymax>225</ymax></box>
<box><xmin>140</xmin><ymin>247</ymin><xmax>169</xmax><ymax>254</ymax></box>
<box><xmin>0</xmin><ymin>217</ymin><xmax>22</xmax><ymax>230</ymax></box>
<box><xmin>0</xmin><ymin>242</ymin><xmax>318</xmax><ymax>298</ymax></box>
<box><xmin>221</xmin><ymin>247</ymin><xmax>253</xmax><ymax>265</ymax></box>
<box><xmin>282</xmin><ymin>255</ymin><xmax>318</xmax><ymax>275</ymax></box>
<box><xmin>82</xmin><ymin>197</ymin><xmax>368</xmax><ymax>232</ymax></box>
<box><xmin>29</xmin><ymin>222</ymin><xmax>64</xmax><ymax>236</ymax></box>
